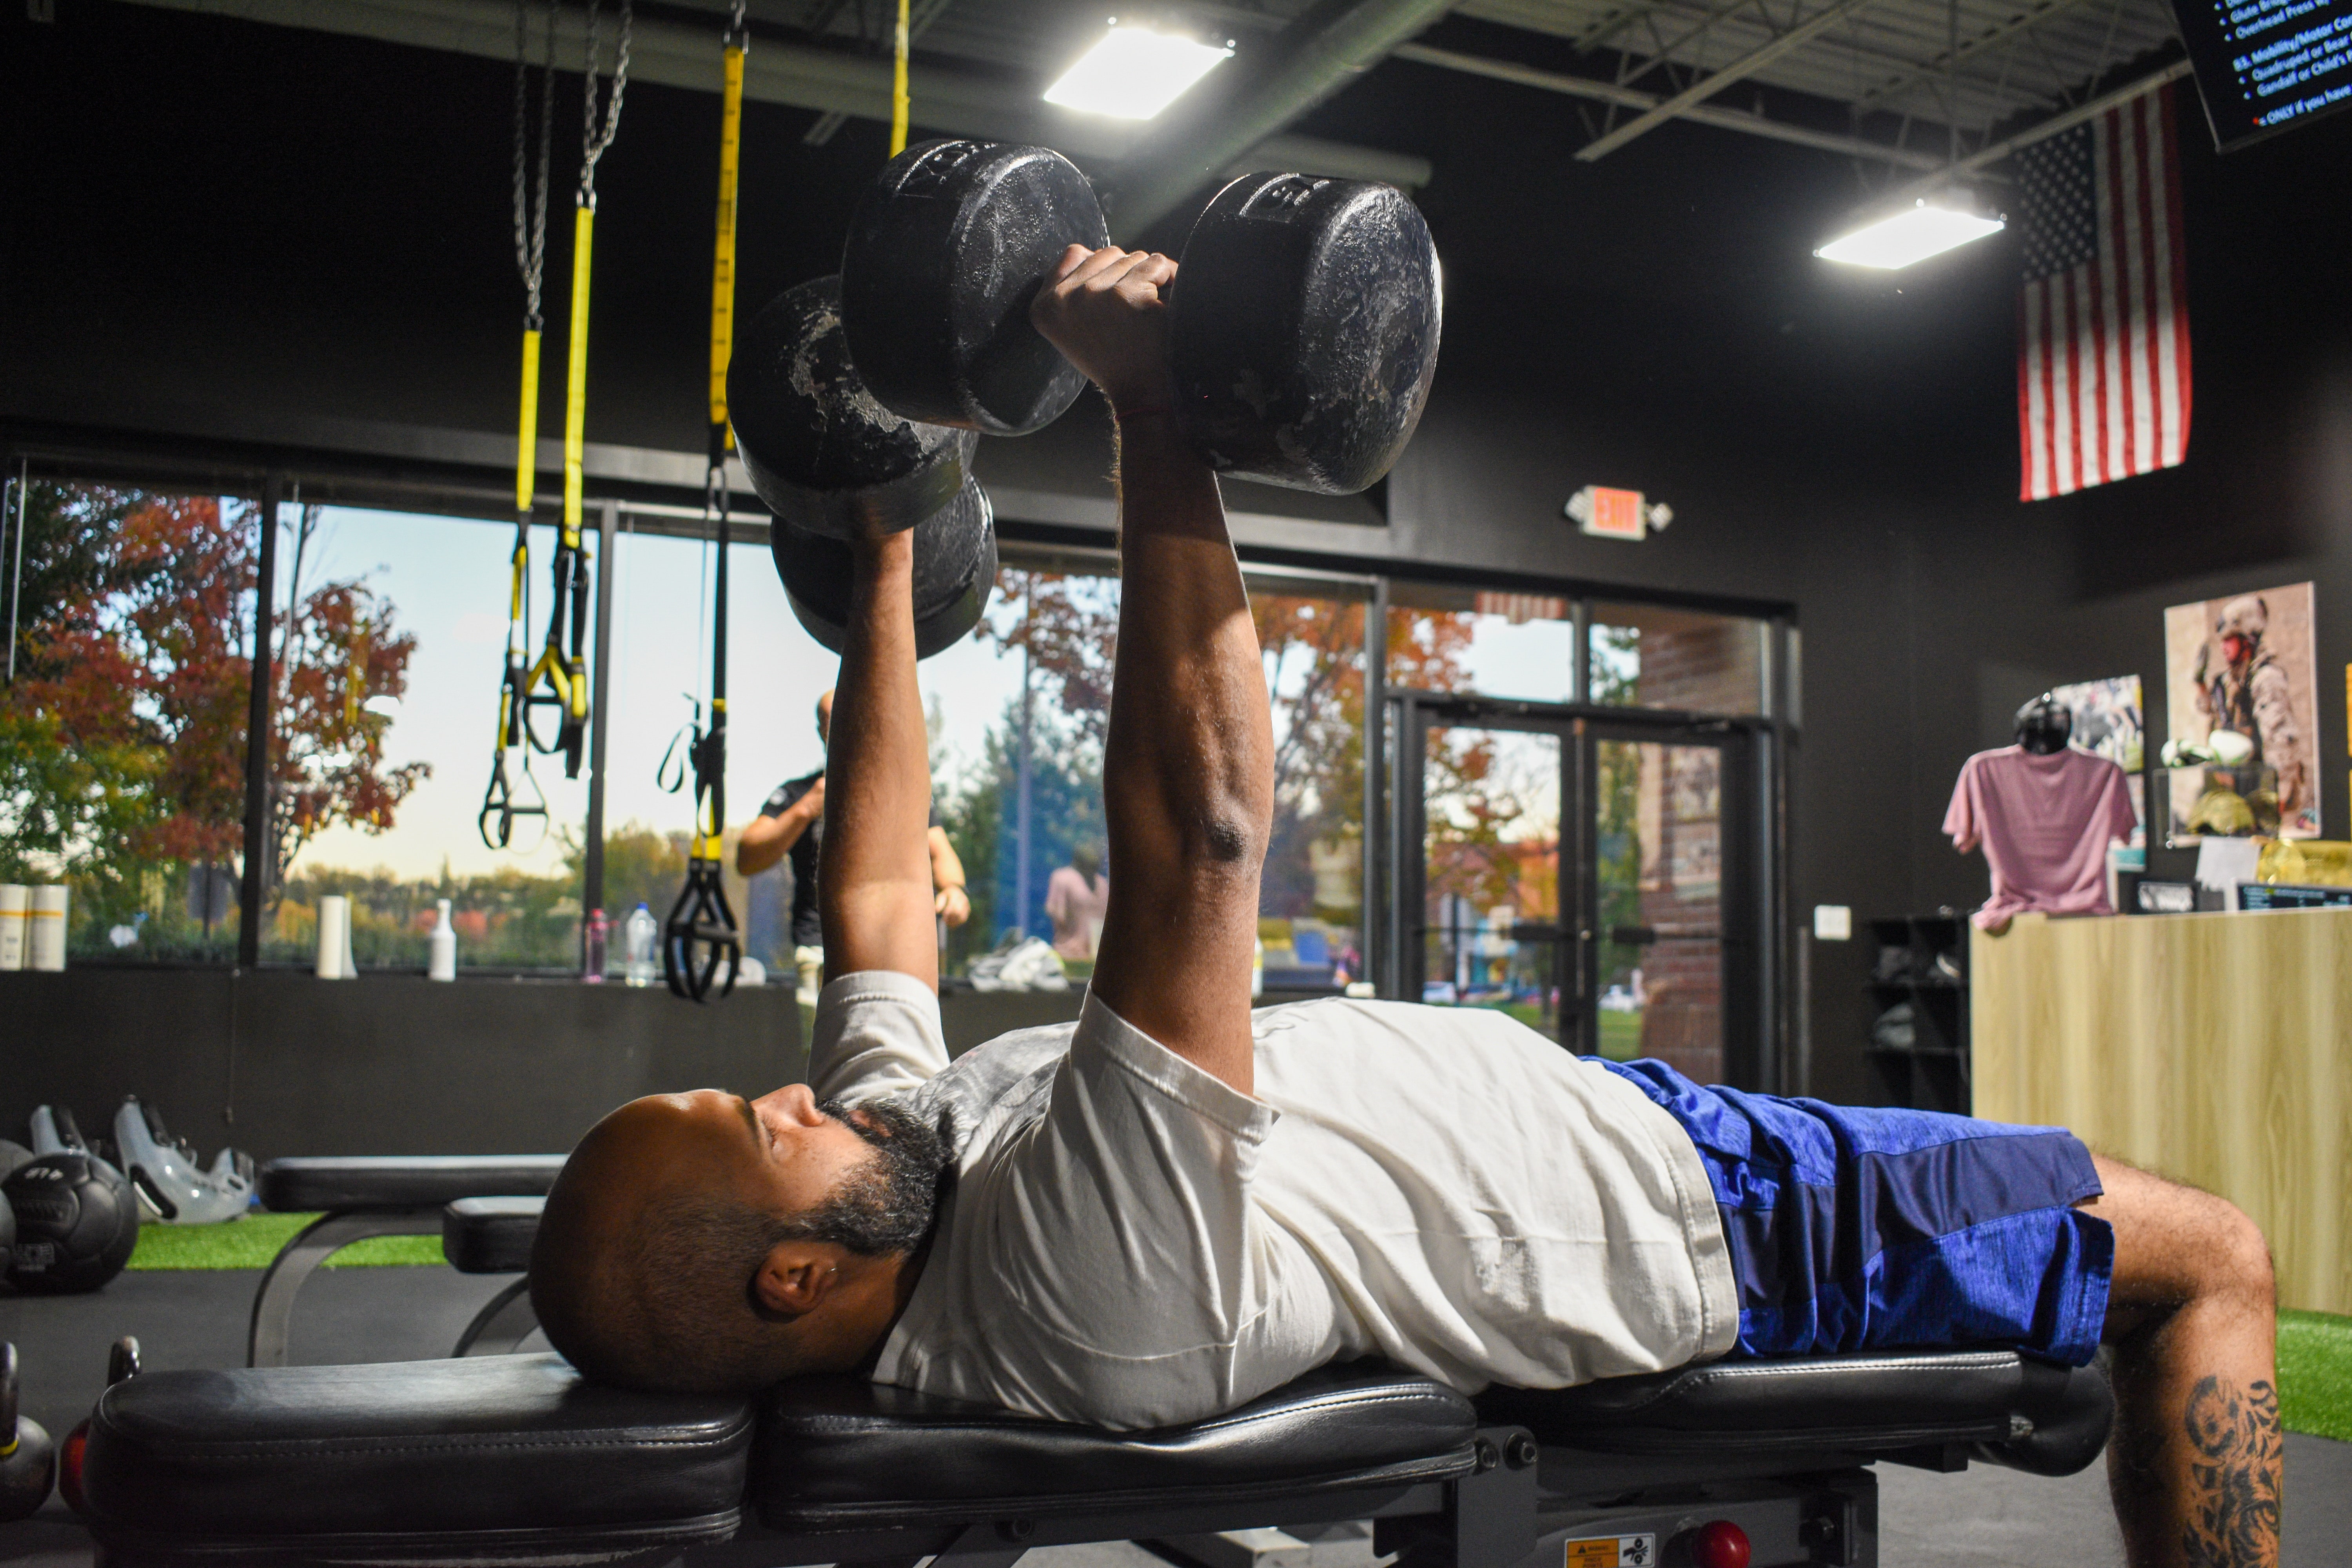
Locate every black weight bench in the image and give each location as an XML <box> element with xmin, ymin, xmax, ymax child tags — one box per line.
<box><xmin>249</xmin><ymin>1156</ymin><xmax>566</xmax><ymax>1367</ymax></box>
<box><xmin>79</xmin><ymin>1346</ymin><xmax>2111</xmax><ymax>1568</ymax></box>
<box><xmin>442</xmin><ymin>1196</ymin><xmax>548</xmax><ymax>1357</ymax></box>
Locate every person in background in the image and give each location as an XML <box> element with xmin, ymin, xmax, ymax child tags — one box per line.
<box><xmin>740</xmin><ymin>688</ymin><xmax>969</xmax><ymax>1004</ymax></box>
<box><xmin>1043</xmin><ymin>843</ymin><xmax>1109</xmax><ymax>964</ymax></box>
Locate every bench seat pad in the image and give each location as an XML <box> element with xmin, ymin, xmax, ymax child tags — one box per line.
<box><xmin>261</xmin><ymin>1154</ymin><xmax>567</xmax><ymax>1212</ymax></box>
<box><xmin>444</xmin><ymin>1195</ymin><xmax>546</xmax><ymax>1274</ymax></box>
<box><xmin>1476</xmin><ymin>1349</ymin><xmax>2112</xmax><ymax>1476</ymax></box>
<box><xmin>753</xmin><ymin>1360</ymin><xmax>1478</xmax><ymax>1529</ymax></box>
<box><xmin>83</xmin><ymin>1353</ymin><xmax>752</xmax><ymax>1545</ymax></box>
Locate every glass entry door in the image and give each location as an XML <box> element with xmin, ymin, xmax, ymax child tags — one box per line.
<box><xmin>1405</xmin><ymin>717</ymin><xmax>1570</xmax><ymax>1041</ymax></box>
<box><xmin>1397</xmin><ymin>698</ymin><xmax>1757</xmax><ymax>1082</ymax></box>
<box><xmin>1588</xmin><ymin>732</ymin><xmax>1732</xmax><ymax>1081</ymax></box>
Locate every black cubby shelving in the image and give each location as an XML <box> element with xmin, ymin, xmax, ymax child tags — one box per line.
<box><xmin>1862</xmin><ymin>913</ymin><xmax>1970</xmax><ymax>1114</ymax></box>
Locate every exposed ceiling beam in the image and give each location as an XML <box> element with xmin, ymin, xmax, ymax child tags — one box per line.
<box><xmin>1849</xmin><ymin>0</ymin><xmax>2102</xmax><ymax>113</ymax></box>
<box><xmin>1878</xmin><ymin>55</ymin><xmax>2189</xmax><ymax>201</ymax></box>
<box><xmin>1574</xmin><ymin>0</ymin><xmax>1884</xmax><ymax>160</ymax></box>
<box><xmin>1573</xmin><ymin>0</ymin><xmax>1675</xmax><ymax>52</ymax></box>
<box><xmin>1103</xmin><ymin>0</ymin><xmax>1459</xmax><ymax>240</ymax></box>
<box><xmin>115</xmin><ymin>0</ymin><xmax>1432</xmax><ymax>188</ymax></box>
<box><xmin>1394</xmin><ymin>42</ymin><xmax>1950</xmax><ymax>167</ymax></box>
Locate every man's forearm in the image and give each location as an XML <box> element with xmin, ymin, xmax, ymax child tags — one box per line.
<box><xmin>818</xmin><ymin>532</ymin><xmax>939</xmax><ymax>986</ymax></box>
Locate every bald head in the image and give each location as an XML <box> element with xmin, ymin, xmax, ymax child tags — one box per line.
<box><xmin>530</xmin><ymin>1087</ymin><xmax>949</xmax><ymax>1394</ymax></box>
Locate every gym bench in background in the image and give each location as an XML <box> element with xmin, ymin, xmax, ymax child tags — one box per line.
<box><xmin>442</xmin><ymin>1195</ymin><xmax>547</xmax><ymax>1357</ymax></box>
<box><xmin>246</xmin><ymin>1156</ymin><xmax>565</xmax><ymax>1367</ymax></box>
<box><xmin>79</xmin><ymin>1345</ymin><xmax>2111</xmax><ymax>1568</ymax></box>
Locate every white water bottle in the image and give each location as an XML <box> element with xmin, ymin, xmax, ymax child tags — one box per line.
<box><xmin>428</xmin><ymin>899</ymin><xmax>457</xmax><ymax>981</ymax></box>
<box><xmin>28</xmin><ymin>885</ymin><xmax>67</xmax><ymax>972</ymax></box>
<box><xmin>624</xmin><ymin>904</ymin><xmax>659</xmax><ymax>987</ymax></box>
<box><xmin>0</xmin><ymin>884</ymin><xmax>27</xmax><ymax>971</ymax></box>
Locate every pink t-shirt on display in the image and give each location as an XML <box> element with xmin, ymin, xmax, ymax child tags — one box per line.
<box><xmin>1944</xmin><ymin>746</ymin><xmax>2139</xmax><ymax>930</ymax></box>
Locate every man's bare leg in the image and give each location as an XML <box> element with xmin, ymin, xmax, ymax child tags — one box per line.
<box><xmin>2087</xmin><ymin>1154</ymin><xmax>2281</xmax><ymax>1568</ymax></box>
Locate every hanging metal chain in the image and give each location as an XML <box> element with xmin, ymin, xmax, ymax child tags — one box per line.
<box><xmin>512</xmin><ymin>0</ymin><xmax>556</xmax><ymax>327</ymax></box>
<box><xmin>580</xmin><ymin>0</ymin><xmax>634</xmax><ymax>203</ymax></box>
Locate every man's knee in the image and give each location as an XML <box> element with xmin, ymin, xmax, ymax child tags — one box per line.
<box><xmin>2094</xmin><ymin>1154</ymin><xmax>2274</xmax><ymax>1316</ymax></box>
<box><xmin>2203</xmin><ymin>1199</ymin><xmax>2276</xmax><ymax>1313</ymax></box>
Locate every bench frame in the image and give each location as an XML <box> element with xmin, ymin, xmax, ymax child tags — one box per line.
<box><xmin>91</xmin><ymin>1427</ymin><xmax>1894</xmax><ymax>1568</ymax></box>
<box><xmin>246</xmin><ymin>1210</ymin><xmax>446</xmax><ymax>1368</ymax></box>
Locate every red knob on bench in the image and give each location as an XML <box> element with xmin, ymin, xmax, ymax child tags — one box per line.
<box><xmin>1692</xmin><ymin>1519</ymin><xmax>1750</xmax><ymax>1568</ymax></box>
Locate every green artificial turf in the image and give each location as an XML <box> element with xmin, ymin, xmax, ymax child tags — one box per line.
<box><xmin>125</xmin><ymin>1211</ymin><xmax>443</xmax><ymax>1270</ymax></box>
<box><xmin>2279</xmin><ymin>1308</ymin><xmax>2352</xmax><ymax>1441</ymax></box>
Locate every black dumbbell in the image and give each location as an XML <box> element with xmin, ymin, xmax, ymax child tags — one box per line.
<box><xmin>729</xmin><ymin>274</ymin><xmax>1000</xmax><ymax>658</ymax></box>
<box><xmin>839</xmin><ymin>140</ymin><xmax>1443</xmax><ymax>495</ymax></box>
<box><xmin>0</xmin><ymin>1345</ymin><xmax>56</xmax><ymax>1523</ymax></box>
<box><xmin>773</xmin><ymin>479</ymin><xmax>998</xmax><ymax>659</ymax></box>
<box><xmin>728</xmin><ymin>274</ymin><xmax>978</xmax><ymax>541</ymax></box>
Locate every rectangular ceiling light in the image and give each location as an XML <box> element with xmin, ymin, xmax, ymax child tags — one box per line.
<box><xmin>1044</xmin><ymin>25</ymin><xmax>1233</xmax><ymax>119</ymax></box>
<box><xmin>1815</xmin><ymin>202</ymin><xmax>2005</xmax><ymax>269</ymax></box>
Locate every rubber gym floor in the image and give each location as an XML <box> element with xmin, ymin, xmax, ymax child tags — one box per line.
<box><xmin>3</xmin><ymin>1263</ymin><xmax>2347</xmax><ymax>1568</ymax></box>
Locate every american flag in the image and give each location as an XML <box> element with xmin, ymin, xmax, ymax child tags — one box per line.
<box><xmin>2015</xmin><ymin>82</ymin><xmax>2191</xmax><ymax>502</ymax></box>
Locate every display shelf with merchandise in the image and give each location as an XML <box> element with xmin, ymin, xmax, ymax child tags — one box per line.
<box><xmin>1862</xmin><ymin>913</ymin><xmax>1969</xmax><ymax>1114</ymax></box>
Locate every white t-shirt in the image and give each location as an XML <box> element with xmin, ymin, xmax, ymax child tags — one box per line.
<box><xmin>815</xmin><ymin>971</ymin><xmax>1737</xmax><ymax>1431</ymax></box>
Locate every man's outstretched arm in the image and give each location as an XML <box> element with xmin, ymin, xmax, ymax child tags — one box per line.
<box><xmin>817</xmin><ymin>532</ymin><xmax>938</xmax><ymax>988</ymax></box>
<box><xmin>1031</xmin><ymin>245</ymin><xmax>1270</xmax><ymax>1096</ymax></box>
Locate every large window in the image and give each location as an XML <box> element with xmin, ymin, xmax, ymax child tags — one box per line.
<box><xmin>3</xmin><ymin>479</ymin><xmax>1760</xmax><ymax>1012</ymax></box>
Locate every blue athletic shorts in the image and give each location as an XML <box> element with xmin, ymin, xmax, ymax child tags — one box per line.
<box><xmin>1600</xmin><ymin>1058</ymin><xmax>2114</xmax><ymax>1366</ymax></box>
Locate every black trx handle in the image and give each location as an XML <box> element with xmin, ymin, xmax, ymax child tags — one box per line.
<box><xmin>663</xmin><ymin>472</ymin><xmax>742</xmax><ymax>1002</ymax></box>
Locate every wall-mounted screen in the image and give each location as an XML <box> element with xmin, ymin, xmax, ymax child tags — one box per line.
<box><xmin>2169</xmin><ymin>0</ymin><xmax>2352</xmax><ymax>149</ymax></box>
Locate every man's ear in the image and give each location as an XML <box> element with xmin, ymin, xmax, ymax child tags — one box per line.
<box><xmin>753</xmin><ymin>1240</ymin><xmax>842</xmax><ymax>1318</ymax></box>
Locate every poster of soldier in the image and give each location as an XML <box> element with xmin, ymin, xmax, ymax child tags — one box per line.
<box><xmin>2163</xmin><ymin>582</ymin><xmax>2320</xmax><ymax>840</ymax></box>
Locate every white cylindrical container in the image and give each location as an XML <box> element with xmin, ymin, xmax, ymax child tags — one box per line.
<box><xmin>0</xmin><ymin>884</ymin><xmax>28</xmax><ymax>971</ymax></box>
<box><xmin>315</xmin><ymin>895</ymin><xmax>352</xmax><ymax>979</ymax></box>
<box><xmin>428</xmin><ymin>899</ymin><xmax>457</xmax><ymax>981</ymax></box>
<box><xmin>28</xmin><ymin>885</ymin><xmax>69</xmax><ymax>972</ymax></box>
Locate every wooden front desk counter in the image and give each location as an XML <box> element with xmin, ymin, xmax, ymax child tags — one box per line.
<box><xmin>1972</xmin><ymin>907</ymin><xmax>2351</xmax><ymax>1316</ymax></box>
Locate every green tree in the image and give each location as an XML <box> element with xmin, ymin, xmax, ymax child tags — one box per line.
<box><xmin>0</xmin><ymin>486</ymin><xmax>426</xmax><ymax>953</ymax></box>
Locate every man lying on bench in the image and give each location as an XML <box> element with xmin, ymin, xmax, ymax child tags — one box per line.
<box><xmin>531</xmin><ymin>247</ymin><xmax>2281</xmax><ymax>1568</ymax></box>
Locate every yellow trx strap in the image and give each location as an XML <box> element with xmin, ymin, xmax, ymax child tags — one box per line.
<box><xmin>709</xmin><ymin>38</ymin><xmax>744</xmax><ymax>445</ymax></box>
<box><xmin>664</xmin><ymin>9</ymin><xmax>747</xmax><ymax>1002</ymax></box>
<box><xmin>891</xmin><ymin>0</ymin><xmax>910</xmax><ymax>155</ymax></box>
<box><xmin>563</xmin><ymin>199</ymin><xmax>594</xmax><ymax>548</ymax></box>
<box><xmin>515</xmin><ymin>328</ymin><xmax>541</xmax><ymax>512</ymax></box>
<box><xmin>483</xmin><ymin>0</ymin><xmax>627</xmax><ymax>848</ymax></box>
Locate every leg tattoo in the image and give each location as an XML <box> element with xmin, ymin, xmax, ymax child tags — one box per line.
<box><xmin>2179</xmin><ymin>1377</ymin><xmax>2282</xmax><ymax>1568</ymax></box>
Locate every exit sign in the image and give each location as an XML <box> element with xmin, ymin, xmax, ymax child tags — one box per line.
<box><xmin>1566</xmin><ymin>485</ymin><xmax>1673</xmax><ymax>541</ymax></box>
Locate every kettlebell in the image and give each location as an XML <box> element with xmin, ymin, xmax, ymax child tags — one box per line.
<box><xmin>0</xmin><ymin>1344</ymin><xmax>57</xmax><ymax>1523</ymax></box>
<box><xmin>57</xmin><ymin>1338</ymin><xmax>137</xmax><ymax>1520</ymax></box>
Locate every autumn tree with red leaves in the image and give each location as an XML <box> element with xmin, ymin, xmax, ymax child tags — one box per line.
<box><xmin>0</xmin><ymin>484</ymin><xmax>423</xmax><ymax>946</ymax></box>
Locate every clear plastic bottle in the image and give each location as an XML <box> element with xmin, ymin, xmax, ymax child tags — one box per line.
<box><xmin>624</xmin><ymin>904</ymin><xmax>659</xmax><ymax>987</ymax></box>
<box><xmin>582</xmin><ymin>908</ymin><xmax>610</xmax><ymax>983</ymax></box>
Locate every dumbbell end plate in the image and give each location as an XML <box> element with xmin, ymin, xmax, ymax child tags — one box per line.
<box><xmin>1170</xmin><ymin>174</ymin><xmax>1443</xmax><ymax>495</ymax></box>
<box><xmin>730</xmin><ymin>276</ymin><xmax>978</xmax><ymax>539</ymax></box>
<box><xmin>842</xmin><ymin>140</ymin><xmax>1109</xmax><ymax>437</ymax></box>
<box><xmin>774</xmin><ymin>481</ymin><xmax>998</xmax><ymax>661</ymax></box>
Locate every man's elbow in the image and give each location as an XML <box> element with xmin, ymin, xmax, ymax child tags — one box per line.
<box><xmin>1185</xmin><ymin>802</ymin><xmax>1267</xmax><ymax>873</ymax></box>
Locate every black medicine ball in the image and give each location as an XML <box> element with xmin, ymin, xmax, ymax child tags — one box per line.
<box><xmin>4</xmin><ymin>1152</ymin><xmax>139</xmax><ymax>1294</ymax></box>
